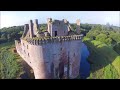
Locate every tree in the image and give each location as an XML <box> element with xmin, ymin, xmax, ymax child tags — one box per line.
<box><xmin>1</xmin><ymin>33</ymin><xmax>7</xmax><ymax>40</ymax></box>
<box><xmin>96</xmin><ymin>34</ymin><xmax>108</xmax><ymax>43</ymax></box>
<box><xmin>7</xmin><ymin>34</ymin><xmax>11</xmax><ymax>42</ymax></box>
<box><xmin>105</xmin><ymin>38</ymin><xmax>112</xmax><ymax>45</ymax></box>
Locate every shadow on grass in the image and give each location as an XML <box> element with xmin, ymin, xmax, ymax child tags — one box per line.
<box><xmin>19</xmin><ymin>60</ymin><xmax>35</xmax><ymax>79</ymax></box>
<box><xmin>83</xmin><ymin>40</ymin><xmax>119</xmax><ymax>73</ymax></box>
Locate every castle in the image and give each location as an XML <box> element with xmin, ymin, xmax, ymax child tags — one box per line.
<box><xmin>15</xmin><ymin>18</ymin><xmax>83</xmax><ymax>79</ymax></box>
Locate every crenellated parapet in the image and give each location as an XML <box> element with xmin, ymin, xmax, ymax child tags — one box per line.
<box><xmin>15</xmin><ymin>18</ymin><xmax>83</xmax><ymax>79</ymax></box>
<box><xmin>24</xmin><ymin>35</ymin><xmax>83</xmax><ymax>45</ymax></box>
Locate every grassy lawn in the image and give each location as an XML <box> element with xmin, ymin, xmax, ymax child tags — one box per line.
<box><xmin>83</xmin><ymin>37</ymin><xmax>120</xmax><ymax>79</ymax></box>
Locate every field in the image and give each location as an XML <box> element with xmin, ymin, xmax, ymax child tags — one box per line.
<box><xmin>83</xmin><ymin>38</ymin><xmax>120</xmax><ymax>79</ymax></box>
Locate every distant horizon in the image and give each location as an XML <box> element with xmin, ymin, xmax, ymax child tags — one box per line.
<box><xmin>0</xmin><ymin>11</ymin><xmax>120</xmax><ymax>29</ymax></box>
<box><xmin>0</xmin><ymin>22</ymin><xmax>119</xmax><ymax>29</ymax></box>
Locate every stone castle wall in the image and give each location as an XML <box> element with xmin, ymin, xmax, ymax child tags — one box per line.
<box><xmin>15</xmin><ymin>18</ymin><xmax>82</xmax><ymax>79</ymax></box>
<box><xmin>26</xmin><ymin>35</ymin><xmax>82</xmax><ymax>45</ymax></box>
<box><xmin>15</xmin><ymin>35</ymin><xmax>82</xmax><ymax>79</ymax></box>
<box><xmin>47</xmin><ymin>19</ymin><xmax>70</xmax><ymax>37</ymax></box>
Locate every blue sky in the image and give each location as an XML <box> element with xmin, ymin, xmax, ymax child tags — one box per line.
<box><xmin>0</xmin><ymin>11</ymin><xmax>120</xmax><ymax>28</ymax></box>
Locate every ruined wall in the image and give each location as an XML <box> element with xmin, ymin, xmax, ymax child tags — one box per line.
<box><xmin>29</xmin><ymin>20</ymin><xmax>34</xmax><ymax>38</ymax></box>
<box><xmin>47</xmin><ymin>19</ymin><xmax>70</xmax><ymax>37</ymax></box>
<box><xmin>33</xmin><ymin>19</ymin><xmax>39</xmax><ymax>35</ymax></box>
<box><xmin>51</xmin><ymin>20</ymin><xmax>69</xmax><ymax>36</ymax></box>
<box><xmin>15</xmin><ymin>39</ymin><xmax>32</xmax><ymax>67</ymax></box>
<box><xmin>15</xmin><ymin>35</ymin><xmax>82</xmax><ymax>79</ymax></box>
<box><xmin>22</xmin><ymin>24</ymin><xmax>29</xmax><ymax>38</ymax></box>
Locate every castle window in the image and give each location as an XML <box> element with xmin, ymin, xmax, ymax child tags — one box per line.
<box><xmin>61</xmin><ymin>48</ymin><xmax>62</xmax><ymax>51</ymax></box>
<box><xmin>51</xmin><ymin>62</ymin><xmax>54</xmax><ymax>78</ymax></box>
<box><xmin>28</xmin><ymin>53</ymin><xmax>29</xmax><ymax>57</ymax></box>
<box><xmin>23</xmin><ymin>43</ymin><xmax>24</xmax><ymax>46</ymax></box>
<box><xmin>55</xmin><ymin>31</ymin><xmax>57</xmax><ymax>36</ymax></box>
<box><xmin>59</xmin><ymin>62</ymin><xmax>64</xmax><ymax>79</ymax></box>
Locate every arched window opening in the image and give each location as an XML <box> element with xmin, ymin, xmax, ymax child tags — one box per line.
<box><xmin>51</xmin><ymin>62</ymin><xmax>54</xmax><ymax>78</ymax></box>
<box><xmin>59</xmin><ymin>62</ymin><xmax>64</xmax><ymax>79</ymax></box>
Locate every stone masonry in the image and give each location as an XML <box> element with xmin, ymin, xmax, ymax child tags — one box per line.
<box><xmin>15</xmin><ymin>18</ymin><xmax>83</xmax><ymax>79</ymax></box>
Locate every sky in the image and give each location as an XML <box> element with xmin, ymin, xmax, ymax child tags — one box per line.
<box><xmin>0</xmin><ymin>11</ymin><xmax>120</xmax><ymax>28</ymax></box>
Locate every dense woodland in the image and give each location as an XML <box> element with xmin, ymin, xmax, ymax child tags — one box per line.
<box><xmin>0</xmin><ymin>23</ymin><xmax>120</xmax><ymax>79</ymax></box>
<box><xmin>83</xmin><ymin>25</ymin><xmax>120</xmax><ymax>79</ymax></box>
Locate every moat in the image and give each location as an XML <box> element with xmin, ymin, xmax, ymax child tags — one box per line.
<box><xmin>80</xmin><ymin>42</ymin><xmax>90</xmax><ymax>79</ymax></box>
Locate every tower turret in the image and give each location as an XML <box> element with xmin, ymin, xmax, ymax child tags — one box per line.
<box><xmin>22</xmin><ymin>24</ymin><xmax>29</xmax><ymax>38</ymax></box>
<box><xmin>76</xmin><ymin>19</ymin><xmax>80</xmax><ymax>34</ymax></box>
<box><xmin>29</xmin><ymin>20</ymin><xmax>34</xmax><ymax>38</ymax></box>
<box><xmin>34</xmin><ymin>19</ymin><xmax>39</xmax><ymax>35</ymax></box>
<box><xmin>47</xmin><ymin>18</ymin><xmax>52</xmax><ymax>35</ymax></box>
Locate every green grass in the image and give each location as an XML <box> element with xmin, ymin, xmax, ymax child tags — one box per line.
<box><xmin>0</xmin><ymin>42</ymin><xmax>24</xmax><ymax>79</ymax></box>
<box><xmin>83</xmin><ymin>38</ymin><xmax>120</xmax><ymax>79</ymax></box>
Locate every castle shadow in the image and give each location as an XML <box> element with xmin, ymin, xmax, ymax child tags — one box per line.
<box><xmin>20</xmin><ymin>60</ymin><xmax>35</xmax><ymax>79</ymax></box>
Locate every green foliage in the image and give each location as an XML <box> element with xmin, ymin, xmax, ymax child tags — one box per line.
<box><xmin>86</xmin><ymin>24</ymin><xmax>120</xmax><ymax>46</ymax></box>
<box><xmin>83</xmin><ymin>38</ymin><xmax>120</xmax><ymax>79</ymax></box>
<box><xmin>105</xmin><ymin>38</ymin><xmax>112</xmax><ymax>45</ymax></box>
<box><xmin>96</xmin><ymin>34</ymin><xmax>108</xmax><ymax>44</ymax></box>
<box><xmin>83</xmin><ymin>24</ymin><xmax>120</xmax><ymax>79</ymax></box>
<box><xmin>39</xmin><ymin>24</ymin><xmax>47</xmax><ymax>32</ymax></box>
<box><xmin>0</xmin><ymin>42</ymin><xmax>22</xmax><ymax>79</ymax></box>
<box><xmin>0</xmin><ymin>26</ymin><xmax>24</xmax><ymax>43</ymax></box>
<box><xmin>109</xmin><ymin>32</ymin><xmax>120</xmax><ymax>43</ymax></box>
<box><xmin>70</xmin><ymin>23</ymin><xmax>93</xmax><ymax>35</ymax></box>
<box><xmin>86</xmin><ymin>30</ymin><xmax>100</xmax><ymax>40</ymax></box>
<box><xmin>113</xmin><ymin>43</ymin><xmax>120</xmax><ymax>55</ymax></box>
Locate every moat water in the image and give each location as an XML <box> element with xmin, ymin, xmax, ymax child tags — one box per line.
<box><xmin>80</xmin><ymin>42</ymin><xmax>90</xmax><ymax>79</ymax></box>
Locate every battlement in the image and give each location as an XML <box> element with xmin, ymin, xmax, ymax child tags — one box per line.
<box><xmin>23</xmin><ymin>35</ymin><xmax>83</xmax><ymax>45</ymax></box>
<box><xmin>15</xmin><ymin>18</ymin><xmax>82</xmax><ymax>79</ymax></box>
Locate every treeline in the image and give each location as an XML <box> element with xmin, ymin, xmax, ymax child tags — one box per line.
<box><xmin>0</xmin><ymin>23</ymin><xmax>119</xmax><ymax>44</ymax></box>
<box><xmin>85</xmin><ymin>25</ymin><xmax>120</xmax><ymax>54</ymax></box>
<box><xmin>0</xmin><ymin>26</ymin><xmax>24</xmax><ymax>43</ymax></box>
<box><xmin>0</xmin><ymin>23</ymin><xmax>93</xmax><ymax>44</ymax></box>
<box><xmin>83</xmin><ymin>25</ymin><xmax>120</xmax><ymax>79</ymax></box>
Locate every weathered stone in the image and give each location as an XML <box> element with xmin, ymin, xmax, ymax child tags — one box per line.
<box><xmin>15</xmin><ymin>18</ymin><xmax>83</xmax><ymax>79</ymax></box>
<box><xmin>76</xmin><ymin>19</ymin><xmax>81</xmax><ymax>34</ymax></box>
